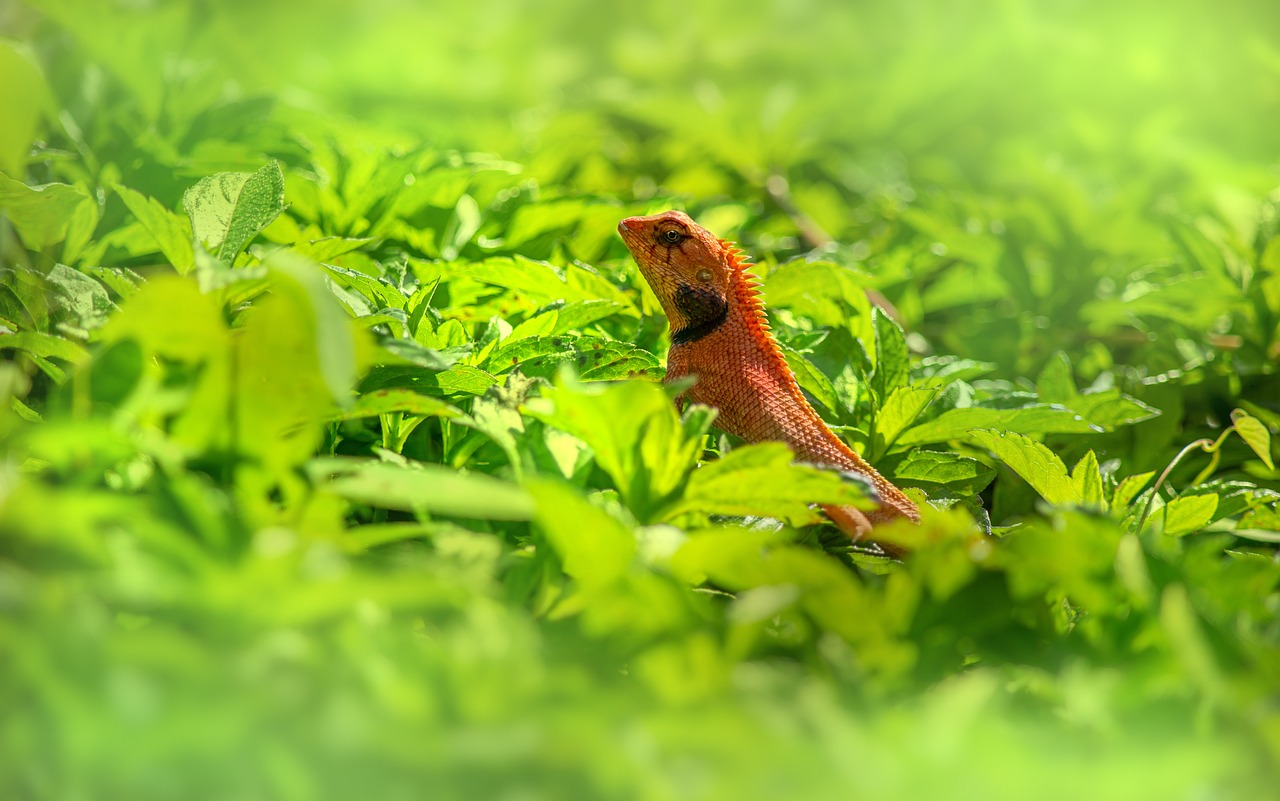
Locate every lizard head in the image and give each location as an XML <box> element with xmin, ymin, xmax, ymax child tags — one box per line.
<box><xmin>618</xmin><ymin>210</ymin><xmax>740</xmax><ymax>344</ymax></box>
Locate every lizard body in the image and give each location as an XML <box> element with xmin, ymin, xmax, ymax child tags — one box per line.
<box><xmin>618</xmin><ymin>210</ymin><xmax>919</xmax><ymax>538</ymax></box>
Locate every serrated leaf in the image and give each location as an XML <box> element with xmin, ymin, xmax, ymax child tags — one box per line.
<box><xmin>112</xmin><ymin>183</ymin><xmax>196</xmax><ymax>274</ymax></box>
<box><xmin>530</xmin><ymin>375</ymin><xmax>708</xmax><ymax>520</ymax></box>
<box><xmin>969</xmin><ymin>429</ymin><xmax>1077</xmax><ymax>505</ymax></box>
<box><xmin>183</xmin><ymin>161</ymin><xmax>286</xmax><ymax>265</ymax></box>
<box><xmin>508</xmin><ymin>299</ymin><xmax>628</xmax><ymax>342</ymax></box>
<box><xmin>487</xmin><ymin>335</ymin><xmax>660</xmax><ymax>382</ymax></box>
<box><xmin>898</xmin><ymin>404</ymin><xmax>1099</xmax><ymax>446</ymax></box>
<box><xmin>871</xmin><ymin>308</ymin><xmax>908</xmax><ymax>404</ymax></box>
<box><xmin>779</xmin><ymin>343</ymin><xmax>840</xmax><ymax>414</ymax></box>
<box><xmin>885</xmin><ymin>449</ymin><xmax>995</xmax><ymax>496</ymax></box>
<box><xmin>1231</xmin><ymin>409</ymin><xmax>1274</xmax><ymax>470</ymax></box>
<box><xmin>311</xmin><ymin>457</ymin><xmax>534</xmax><ymax>520</ymax></box>
<box><xmin>874</xmin><ymin>385</ymin><xmax>940</xmax><ymax>456</ymax></box>
<box><xmin>1071</xmin><ymin>450</ymin><xmax>1107</xmax><ymax>509</ymax></box>
<box><xmin>1066</xmin><ymin>389</ymin><xmax>1161</xmax><ymax>428</ymax></box>
<box><xmin>666</xmin><ymin>442</ymin><xmax>873</xmax><ymax>525</ymax></box>
<box><xmin>321</xmin><ymin>261</ymin><xmax>407</xmax><ymax>310</ymax></box>
<box><xmin>46</xmin><ymin>264</ymin><xmax>113</xmax><ymax>330</ymax></box>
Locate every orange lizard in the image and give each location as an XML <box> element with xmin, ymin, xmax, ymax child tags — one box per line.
<box><xmin>618</xmin><ymin>210</ymin><xmax>920</xmax><ymax>540</ymax></box>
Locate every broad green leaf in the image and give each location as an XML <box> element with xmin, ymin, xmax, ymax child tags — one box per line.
<box><xmin>530</xmin><ymin>375</ymin><xmax>711</xmax><ymax>520</ymax></box>
<box><xmin>1162</xmin><ymin>494</ymin><xmax>1219</xmax><ymax>536</ymax></box>
<box><xmin>267</xmin><ymin>250</ymin><xmax>360</xmax><ymax>407</ymax></box>
<box><xmin>871</xmin><ymin>308</ymin><xmax>908</xmax><ymax>403</ymax></box>
<box><xmin>761</xmin><ymin>260</ymin><xmax>871</xmax><ymax>328</ymax></box>
<box><xmin>527</xmin><ymin>479</ymin><xmax>635</xmax><ymax>590</ymax></box>
<box><xmin>1231</xmin><ymin>409</ymin><xmax>1274</xmax><ymax>470</ymax></box>
<box><xmin>507</xmin><ymin>299</ymin><xmax>628</xmax><ymax>342</ymax></box>
<box><xmin>666</xmin><ymin>443</ymin><xmax>874</xmax><ymax>526</ymax></box>
<box><xmin>449</xmin><ymin>255</ymin><xmax>634</xmax><ymax>310</ymax></box>
<box><xmin>1113</xmin><ymin>471</ymin><xmax>1155</xmax><ymax>509</ymax></box>
<box><xmin>361</xmin><ymin>364</ymin><xmax>498</xmax><ymax>397</ymax></box>
<box><xmin>969</xmin><ymin>429</ymin><xmax>1077</xmax><ymax>505</ymax></box>
<box><xmin>485</xmin><ymin>335</ymin><xmax>660</xmax><ymax>382</ymax></box>
<box><xmin>0</xmin><ymin>331</ymin><xmax>88</xmax><ymax>364</ymax></box>
<box><xmin>112</xmin><ymin>183</ymin><xmax>196</xmax><ymax>274</ymax></box>
<box><xmin>898</xmin><ymin>404</ymin><xmax>1099</xmax><ymax>446</ymax></box>
<box><xmin>46</xmin><ymin>264</ymin><xmax>113</xmax><ymax>330</ymax></box>
<box><xmin>328</xmin><ymin>389</ymin><xmax>465</xmax><ymax>421</ymax></box>
<box><xmin>1036</xmin><ymin>352</ymin><xmax>1075</xmax><ymax>403</ymax></box>
<box><xmin>672</xmin><ymin>526</ymin><xmax>887</xmax><ymax>646</ymax></box>
<box><xmin>1066</xmin><ymin>390</ymin><xmax>1160</xmax><ymax>428</ymax></box>
<box><xmin>885</xmin><ymin>449</ymin><xmax>995</xmax><ymax>496</ymax></box>
<box><xmin>312</xmin><ymin>457</ymin><xmax>534</xmax><ymax>520</ymax></box>
<box><xmin>0</xmin><ymin>174</ymin><xmax>93</xmax><ymax>253</ymax></box>
<box><xmin>183</xmin><ymin>161</ymin><xmax>286</xmax><ymax>265</ymax></box>
<box><xmin>0</xmin><ymin>41</ymin><xmax>49</xmax><ymax>177</ymax></box>
<box><xmin>321</xmin><ymin>261</ymin><xmax>407</xmax><ymax>310</ymax></box>
<box><xmin>1070</xmin><ymin>450</ymin><xmax>1106</xmax><ymax>509</ymax></box>
<box><xmin>778</xmin><ymin>343</ymin><xmax>841</xmax><ymax>413</ymax></box>
<box><xmin>874</xmin><ymin>385</ymin><xmax>940</xmax><ymax>456</ymax></box>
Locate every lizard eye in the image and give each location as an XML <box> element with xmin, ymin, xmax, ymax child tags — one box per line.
<box><xmin>695</xmin><ymin>268</ymin><xmax>712</xmax><ymax>282</ymax></box>
<box><xmin>660</xmin><ymin>228</ymin><xmax>684</xmax><ymax>245</ymax></box>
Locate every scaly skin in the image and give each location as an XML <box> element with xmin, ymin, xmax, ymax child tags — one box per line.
<box><xmin>618</xmin><ymin>210</ymin><xmax>920</xmax><ymax>538</ymax></box>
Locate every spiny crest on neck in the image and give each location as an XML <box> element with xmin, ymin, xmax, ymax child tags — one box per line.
<box><xmin>718</xmin><ymin>238</ymin><xmax>780</xmax><ymax>350</ymax></box>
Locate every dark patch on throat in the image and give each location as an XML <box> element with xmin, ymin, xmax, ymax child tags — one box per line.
<box><xmin>670</xmin><ymin>283</ymin><xmax>728</xmax><ymax>346</ymax></box>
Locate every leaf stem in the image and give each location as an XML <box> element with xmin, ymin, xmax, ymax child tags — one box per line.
<box><xmin>1134</xmin><ymin>428</ymin><xmax>1234</xmax><ymax>533</ymax></box>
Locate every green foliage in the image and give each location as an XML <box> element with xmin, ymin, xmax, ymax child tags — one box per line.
<box><xmin>2</xmin><ymin>1</ymin><xmax>1279</xmax><ymax>800</ymax></box>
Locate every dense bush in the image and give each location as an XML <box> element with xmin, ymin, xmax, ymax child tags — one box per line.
<box><xmin>2</xmin><ymin>1</ymin><xmax>1278</xmax><ymax>798</ymax></box>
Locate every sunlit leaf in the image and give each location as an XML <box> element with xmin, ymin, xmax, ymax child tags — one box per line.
<box><xmin>969</xmin><ymin>429</ymin><xmax>1077</xmax><ymax>505</ymax></box>
<box><xmin>183</xmin><ymin>161</ymin><xmax>286</xmax><ymax>265</ymax></box>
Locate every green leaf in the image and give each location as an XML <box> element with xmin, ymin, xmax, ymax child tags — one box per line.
<box><xmin>320</xmin><ymin>261</ymin><xmax>407</xmax><ymax>310</ymax></box>
<box><xmin>0</xmin><ymin>174</ymin><xmax>93</xmax><ymax>253</ymax></box>
<box><xmin>1162</xmin><ymin>494</ymin><xmax>1219</xmax><ymax>536</ymax></box>
<box><xmin>527</xmin><ymin>479</ymin><xmax>635</xmax><ymax>590</ymax></box>
<box><xmin>0</xmin><ymin>330</ymin><xmax>89</xmax><ymax>364</ymax></box>
<box><xmin>507</xmin><ymin>299</ymin><xmax>629</xmax><ymax>341</ymax></box>
<box><xmin>898</xmin><ymin>404</ymin><xmax>1099</xmax><ymax>446</ymax></box>
<box><xmin>1066</xmin><ymin>390</ymin><xmax>1161</xmax><ymax>428</ymax></box>
<box><xmin>969</xmin><ymin>429</ymin><xmax>1077</xmax><ymax>505</ymax></box>
<box><xmin>666</xmin><ymin>442</ymin><xmax>873</xmax><ymax>526</ymax></box>
<box><xmin>874</xmin><ymin>385</ymin><xmax>940</xmax><ymax>456</ymax></box>
<box><xmin>778</xmin><ymin>343</ymin><xmax>840</xmax><ymax>414</ymax></box>
<box><xmin>885</xmin><ymin>449</ymin><xmax>995</xmax><ymax>496</ymax></box>
<box><xmin>182</xmin><ymin>161</ymin><xmax>286</xmax><ymax>265</ymax></box>
<box><xmin>1231</xmin><ymin>409</ymin><xmax>1274</xmax><ymax>470</ymax></box>
<box><xmin>1070</xmin><ymin>450</ymin><xmax>1107</xmax><ymax>509</ymax></box>
<box><xmin>1113</xmin><ymin>471</ymin><xmax>1155</xmax><ymax>509</ymax></box>
<box><xmin>266</xmin><ymin>250</ymin><xmax>360</xmax><ymax>407</ymax></box>
<box><xmin>111</xmin><ymin>183</ymin><xmax>196</xmax><ymax>274</ymax></box>
<box><xmin>870</xmin><ymin>308</ymin><xmax>908</xmax><ymax>404</ymax></box>
<box><xmin>530</xmin><ymin>375</ymin><xmax>711</xmax><ymax>520</ymax></box>
<box><xmin>1036</xmin><ymin>352</ymin><xmax>1076</xmax><ymax>404</ymax></box>
<box><xmin>311</xmin><ymin>457</ymin><xmax>534</xmax><ymax>520</ymax></box>
<box><xmin>0</xmin><ymin>41</ymin><xmax>50</xmax><ymax>177</ymax></box>
<box><xmin>486</xmin><ymin>335</ymin><xmax>660</xmax><ymax>382</ymax></box>
<box><xmin>46</xmin><ymin>264</ymin><xmax>113</xmax><ymax>330</ymax></box>
<box><xmin>328</xmin><ymin>389</ymin><xmax>465</xmax><ymax>422</ymax></box>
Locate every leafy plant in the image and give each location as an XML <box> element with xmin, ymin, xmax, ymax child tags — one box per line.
<box><xmin>2</xmin><ymin>1</ymin><xmax>1279</xmax><ymax>800</ymax></box>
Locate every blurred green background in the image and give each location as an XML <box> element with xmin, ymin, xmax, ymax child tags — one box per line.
<box><xmin>3</xmin><ymin>1</ymin><xmax>1280</xmax><ymax>799</ymax></box>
